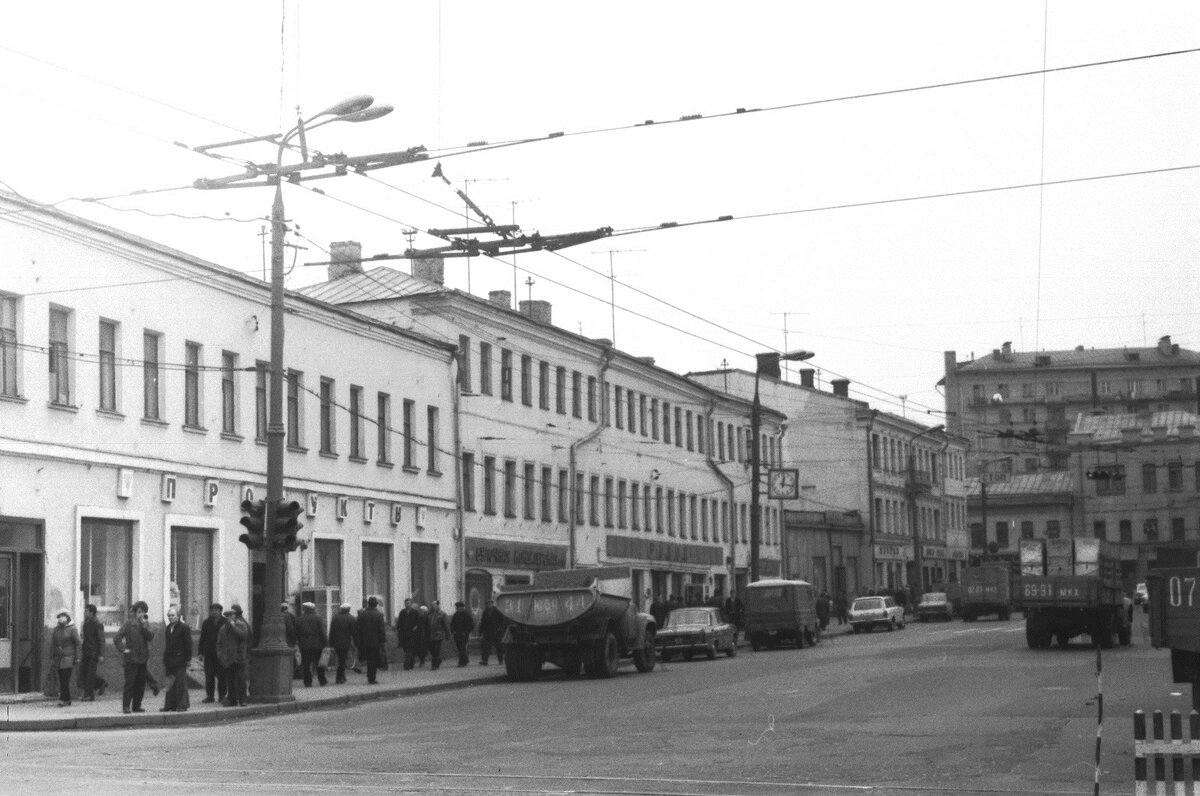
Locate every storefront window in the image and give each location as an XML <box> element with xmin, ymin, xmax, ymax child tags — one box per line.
<box><xmin>170</xmin><ymin>527</ymin><xmax>213</xmax><ymax>631</ymax></box>
<box><xmin>362</xmin><ymin>542</ymin><xmax>392</xmax><ymax>615</ymax></box>
<box><xmin>314</xmin><ymin>539</ymin><xmax>343</xmax><ymax>590</ymax></box>
<box><xmin>80</xmin><ymin>519</ymin><xmax>132</xmax><ymax>626</ymax></box>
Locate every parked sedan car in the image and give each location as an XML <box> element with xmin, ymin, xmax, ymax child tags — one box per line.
<box><xmin>849</xmin><ymin>595</ymin><xmax>905</xmax><ymax>633</ymax></box>
<box><xmin>916</xmin><ymin>592</ymin><xmax>954</xmax><ymax>622</ymax></box>
<box><xmin>656</xmin><ymin>607</ymin><xmax>737</xmax><ymax>661</ymax></box>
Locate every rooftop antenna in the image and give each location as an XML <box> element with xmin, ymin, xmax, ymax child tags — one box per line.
<box><xmin>771</xmin><ymin>311</ymin><xmax>810</xmax><ymax>382</ymax></box>
<box><xmin>592</xmin><ymin>248</ymin><xmax>644</xmax><ymax>347</ymax></box>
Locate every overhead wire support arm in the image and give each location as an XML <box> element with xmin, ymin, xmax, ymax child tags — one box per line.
<box><xmin>301</xmin><ymin>227</ymin><xmax>614</xmax><ymax>268</ymax></box>
<box><xmin>193</xmin><ymin>146</ymin><xmax>429</xmax><ymax>191</ymax></box>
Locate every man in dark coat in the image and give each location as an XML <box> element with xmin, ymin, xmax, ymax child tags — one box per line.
<box><xmin>397</xmin><ymin>600</ymin><xmax>425</xmax><ymax>670</ymax></box>
<box><xmin>426</xmin><ymin>601</ymin><xmax>450</xmax><ymax>670</ymax></box>
<box><xmin>478</xmin><ymin>599</ymin><xmax>507</xmax><ymax>666</ymax></box>
<box><xmin>328</xmin><ymin>603</ymin><xmax>357</xmax><ymax>684</ymax></box>
<box><xmin>79</xmin><ymin>603</ymin><xmax>106</xmax><ymax>701</ymax></box>
<box><xmin>816</xmin><ymin>592</ymin><xmax>831</xmax><ymax>632</ymax></box>
<box><xmin>296</xmin><ymin>601</ymin><xmax>328</xmax><ymax>686</ymax></box>
<box><xmin>650</xmin><ymin>595</ymin><xmax>668</xmax><ymax>628</ymax></box>
<box><xmin>356</xmin><ymin>596</ymin><xmax>387</xmax><ymax>684</ymax></box>
<box><xmin>217</xmin><ymin>604</ymin><xmax>250</xmax><ymax>706</ymax></box>
<box><xmin>449</xmin><ymin>601</ymin><xmax>475</xmax><ymax>667</ymax></box>
<box><xmin>197</xmin><ymin>602</ymin><xmax>226</xmax><ymax>703</ymax></box>
<box><xmin>281</xmin><ymin>601</ymin><xmax>298</xmax><ymax>649</ymax></box>
<box><xmin>160</xmin><ymin>606</ymin><xmax>193</xmax><ymax>712</ymax></box>
<box><xmin>113</xmin><ymin>600</ymin><xmax>154</xmax><ymax>714</ymax></box>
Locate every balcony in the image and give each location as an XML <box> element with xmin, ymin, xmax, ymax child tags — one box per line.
<box><xmin>908</xmin><ymin>469</ymin><xmax>933</xmax><ymax>493</ymax></box>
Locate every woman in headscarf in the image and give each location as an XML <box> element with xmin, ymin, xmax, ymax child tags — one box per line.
<box><xmin>51</xmin><ymin>610</ymin><xmax>81</xmax><ymax>707</ymax></box>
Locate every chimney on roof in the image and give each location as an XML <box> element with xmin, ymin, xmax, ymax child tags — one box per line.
<box><xmin>1001</xmin><ymin>341</ymin><xmax>1013</xmax><ymax>360</ymax></box>
<box><xmin>799</xmin><ymin>369</ymin><xmax>815</xmax><ymax>388</ymax></box>
<box><xmin>412</xmin><ymin>256</ymin><xmax>444</xmax><ymax>285</ymax></box>
<box><xmin>831</xmin><ymin>378</ymin><xmax>850</xmax><ymax>398</ymax></box>
<box><xmin>488</xmin><ymin>290</ymin><xmax>512</xmax><ymax>309</ymax></box>
<box><xmin>1076</xmin><ymin>345</ymin><xmax>1084</xmax><ymax>352</ymax></box>
<box><xmin>1158</xmin><ymin>335</ymin><xmax>1179</xmax><ymax>356</ymax></box>
<box><xmin>329</xmin><ymin>240</ymin><xmax>363</xmax><ymax>281</ymax></box>
<box><xmin>636</xmin><ymin>356</ymin><xmax>656</xmax><ymax>367</ymax></box>
<box><xmin>519</xmin><ymin>299</ymin><xmax>552</xmax><ymax>325</ymax></box>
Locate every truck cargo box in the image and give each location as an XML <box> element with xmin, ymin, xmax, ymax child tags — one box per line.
<box><xmin>1020</xmin><ymin>539</ymin><xmax>1045</xmax><ymax>576</ymax></box>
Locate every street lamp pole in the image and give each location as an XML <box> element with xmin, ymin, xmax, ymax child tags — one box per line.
<box><xmin>195</xmin><ymin>95</ymin><xmax>391</xmax><ymax>703</ymax></box>
<box><xmin>906</xmin><ymin>423</ymin><xmax>944</xmax><ymax>596</ymax></box>
<box><xmin>750</xmin><ymin>349</ymin><xmax>814</xmax><ymax>583</ymax></box>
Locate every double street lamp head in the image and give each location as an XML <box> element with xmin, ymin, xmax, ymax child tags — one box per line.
<box><xmin>755</xmin><ymin>349</ymin><xmax>815</xmax><ymax>379</ymax></box>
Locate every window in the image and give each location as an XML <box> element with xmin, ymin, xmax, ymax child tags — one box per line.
<box><xmin>625</xmin><ymin>482</ymin><xmax>635</xmax><ymax>529</ymax></box>
<box><xmin>1119</xmin><ymin>520</ymin><xmax>1133</xmax><ymax>543</ymax></box>
<box><xmin>520</xmin><ymin>354</ymin><xmax>532</xmax><ymax>406</ymax></box>
<box><xmin>461</xmin><ymin>452</ymin><xmax>475</xmax><ymax>512</ymax></box>
<box><xmin>572</xmin><ymin>371</ymin><xmax>582</xmax><ymax>418</ymax></box>
<box><xmin>170</xmin><ymin>527</ymin><xmax>213</xmax><ymax>632</ymax></box>
<box><xmin>1046</xmin><ymin>520</ymin><xmax>1061</xmax><ymax>539</ymax></box>
<box><xmin>1168</xmin><ymin>461</ymin><xmax>1184</xmax><ymax>491</ymax></box>
<box><xmin>655</xmin><ymin>487</ymin><xmax>664</xmax><ymax>533</ymax></box>
<box><xmin>651</xmin><ymin>398</ymin><xmax>659</xmax><ymax>439</ymax></box>
<box><xmin>721</xmin><ymin>501</ymin><xmax>729</xmax><ymax>543</ymax></box>
<box><xmin>142</xmin><ymin>331</ymin><xmax>162</xmax><ymax>419</ymax></box>
<box><xmin>1096</xmin><ymin>465</ymin><xmax>1126</xmax><ymax>495</ymax></box>
<box><xmin>377</xmin><ymin>392</ymin><xmax>391</xmax><ymax>463</ymax></box>
<box><xmin>666</xmin><ymin>489</ymin><xmax>676</xmax><ymax>536</ymax></box>
<box><xmin>541</xmin><ymin>466</ymin><xmax>552</xmax><ymax>522</ymax></box>
<box><xmin>674</xmin><ymin>407</ymin><xmax>683</xmax><ymax>448</ymax></box>
<box><xmin>995</xmin><ymin>521</ymin><xmax>1009</xmax><ymax>548</ymax></box>
<box><xmin>319</xmin><ymin>378</ymin><xmax>336</xmax><ymax>454</ymax></box>
<box><xmin>603</xmin><ymin>382</ymin><xmax>611</xmax><ymax>426</ymax></box>
<box><xmin>730</xmin><ymin>426</ymin><xmax>738</xmax><ymax>463</ymax></box>
<box><xmin>718</xmin><ymin>422</ymin><xmax>727</xmax><ymax>460</ymax></box>
<box><xmin>701</xmin><ymin>497</ymin><xmax>709</xmax><ymax>541</ymax></box>
<box><xmin>686</xmin><ymin>410</ymin><xmax>694</xmax><ymax>451</ymax></box>
<box><xmin>286</xmin><ymin>369</ymin><xmax>304</xmax><ymax>448</ymax></box>
<box><xmin>662</xmin><ymin>402</ymin><xmax>671</xmax><ymax>444</ymax></box>
<box><xmin>49</xmin><ymin>306</ymin><xmax>72</xmax><ymax>406</ymax></box>
<box><xmin>628</xmin><ymin>390</ymin><xmax>637</xmax><ymax>432</ymax></box>
<box><xmin>689</xmin><ymin>494</ymin><xmax>697</xmax><ymax>539</ymax></box>
<box><xmin>574</xmin><ymin>472</ymin><xmax>584</xmax><ymax>524</ymax></box>
<box><xmin>501</xmin><ymin>349</ymin><xmax>513</xmax><ymax>401</ymax></box>
<box><xmin>313</xmin><ymin>539</ymin><xmax>343</xmax><ymax>591</ymax></box>
<box><xmin>558</xmin><ymin>469</ymin><xmax>569</xmax><ymax>523</ymax></box>
<box><xmin>361</xmin><ymin>542</ymin><xmax>392</xmax><ymax>615</ymax></box>
<box><xmin>638</xmin><ymin>395</ymin><xmax>646</xmax><ymax>436</ymax></box>
<box><xmin>221</xmin><ymin>351</ymin><xmax>237</xmax><ymax>434</ymax></box>
<box><xmin>457</xmin><ymin>335</ymin><xmax>472</xmax><ymax>392</ymax></box>
<box><xmin>614</xmin><ymin>387</ymin><xmax>624</xmax><ymax>429</ymax></box>
<box><xmin>0</xmin><ymin>294</ymin><xmax>16</xmax><ymax>397</ymax></box>
<box><xmin>1172</xmin><ymin>517</ymin><xmax>1186</xmax><ymax>541</ymax></box>
<box><xmin>99</xmin><ymin>320</ymin><xmax>118</xmax><ymax>412</ymax></box>
<box><xmin>587</xmin><ymin>377</ymin><xmax>597</xmax><ymax>421</ymax></box>
<box><xmin>523</xmin><ymin>462</ymin><xmax>536</xmax><ymax>520</ymax></box>
<box><xmin>1143</xmin><ymin>462</ymin><xmax>1158</xmax><ymax>494</ymax></box>
<box><xmin>697</xmin><ymin>418</ymin><xmax>705</xmax><ymax>454</ymax></box>
<box><xmin>479</xmin><ymin>343</ymin><xmax>492</xmax><ymax>395</ymax></box>
<box><xmin>402</xmin><ymin>399</ymin><xmax>416</xmax><ymax>468</ymax></box>
<box><xmin>427</xmin><ymin>406</ymin><xmax>440</xmax><ymax>473</ymax></box>
<box><xmin>589</xmin><ymin>475</ymin><xmax>600</xmax><ymax>526</ymax></box>
<box><xmin>504</xmin><ymin>460</ymin><xmax>517</xmax><ymax>518</ymax></box>
<box><xmin>255</xmin><ymin>361</ymin><xmax>267</xmax><ymax>441</ymax></box>
<box><xmin>1144</xmin><ymin>518</ymin><xmax>1159</xmax><ymax>542</ymax></box>
<box><xmin>184</xmin><ymin>341</ymin><xmax>202</xmax><ymax>428</ymax></box>
<box><xmin>80</xmin><ymin>518</ymin><xmax>132</xmax><ymax>627</ymax></box>
<box><xmin>1093</xmin><ymin>521</ymin><xmax>1107</xmax><ymax>540</ymax></box>
<box><xmin>644</xmin><ymin>485</ymin><xmax>653</xmax><ymax>532</ymax></box>
<box><xmin>538</xmin><ymin>361</ymin><xmax>550</xmax><ymax>410</ymax></box>
<box><xmin>349</xmin><ymin>386</ymin><xmax>365</xmax><ymax>459</ymax></box>
<box><xmin>604</xmin><ymin>477</ymin><xmax>614</xmax><ymax>527</ymax></box>
<box><xmin>555</xmin><ymin>366</ymin><xmax>566</xmax><ymax>414</ymax></box>
<box><xmin>483</xmin><ymin>456</ymin><xmax>496</xmax><ymax>515</ymax></box>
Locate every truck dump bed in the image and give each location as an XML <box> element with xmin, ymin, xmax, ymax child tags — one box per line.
<box><xmin>495</xmin><ymin>566</ymin><xmax>634</xmax><ymax>627</ymax></box>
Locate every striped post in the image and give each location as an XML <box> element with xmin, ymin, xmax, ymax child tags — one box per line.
<box><xmin>1135</xmin><ymin>709</ymin><xmax>1147</xmax><ymax>796</ymax></box>
<box><xmin>1095</xmin><ymin>645</ymin><xmax>1102</xmax><ymax>796</ymax></box>
<box><xmin>1153</xmin><ymin>709</ymin><xmax>1165</xmax><ymax>794</ymax></box>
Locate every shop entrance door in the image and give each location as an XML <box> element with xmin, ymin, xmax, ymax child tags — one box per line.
<box><xmin>0</xmin><ymin>555</ymin><xmax>11</xmax><ymax>692</ymax></box>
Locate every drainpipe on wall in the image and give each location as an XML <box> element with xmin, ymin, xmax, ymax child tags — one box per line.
<box><xmin>451</xmin><ymin>352</ymin><xmax>465</xmax><ymax>601</ymax></box>
<box><xmin>569</xmin><ymin>346</ymin><xmax>614</xmax><ymax>568</ymax></box>
<box><xmin>703</xmin><ymin>402</ymin><xmax>738</xmax><ymax>594</ymax></box>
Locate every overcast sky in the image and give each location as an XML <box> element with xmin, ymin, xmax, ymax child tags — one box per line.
<box><xmin>3</xmin><ymin>2</ymin><xmax>1197</xmax><ymax>420</ymax></box>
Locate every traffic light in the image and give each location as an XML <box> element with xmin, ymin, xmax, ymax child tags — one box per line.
<box><xmin>238</xmin><ymin>499</ymin><xmax>266</xmax><ymax>550</ymax></box>
<box><xmin>271</xmin><ymin>499</ymin><xmax>306</xmax><ymax>552</ymax></box>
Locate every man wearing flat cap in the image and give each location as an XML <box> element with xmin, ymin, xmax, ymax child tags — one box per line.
<box><xmin>450</xmin><ymin>601</ymin><xmax>475</xmax><ymax>667</ymax></box>
<box><xmin>328</xmin><ymin>603</ymin><xmax>357</xmax><ymax>684</ymax></box>
<box><xmin>113</xmin><ymin>600</ymin><xmax>154</xmax><ymax>714</ymax></box>
<box><xmin>216</xmin><ymin>604</ymin><xmax>250</xmax><ymax>706</ymax></box>
<box><xmin>296</xmin><ymin>601</ymin><xmax>328</xmax><ymax>686</ymax></box>
<box><xmin>356</xmin><ymin>596</ymin><xmax>386</xmax><ymax>685</ymax></box>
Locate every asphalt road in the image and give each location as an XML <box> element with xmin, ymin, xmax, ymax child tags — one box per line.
<box><xmin>0</xmin><ymin>611</ymin><xmax>1183</xmax><ymax>795</ymax></box>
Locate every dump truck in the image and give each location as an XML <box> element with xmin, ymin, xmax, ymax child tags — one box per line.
<box><xmin>495</xmin><ymin>565</ymin><xmax>657</xmax><ymax>680</ymax></box>
<box><xmin>959</xmin><ymin>564</ymin><xmax>1013</xmax><ymax>621</ymax></box>
<box><xmin>1014</xmin><ymin>538</ymin><xmax>1131</xmax><ymax>649</ymax></box>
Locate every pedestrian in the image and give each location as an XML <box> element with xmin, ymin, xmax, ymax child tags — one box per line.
<box><xmin>78</xmin><ymin>603</ymin><xmax>105</xmax><ymax>701</ymax></box>
<box><xmin>478</xmin><ymin>599</ymin><xmax>507</xmax><ymax>665</ymax></box>
<box><xmin>50</xmin><ymin>610</ymin><xmax>80</xmax><ymax>707</ymax></box>
<box><xmin>427</xmin><ymin>601</ymin><xmax>451</xmax><ymax>670</ymax></box>
<box><xmin>450</xmin><ymin>601</ymin><xmax>475</xmax><ymax>667</ymax></box>
<box><xmin>816</xmin><ymin>591</ymin><xmax>831</xmax><ymax>632</ymax></box>
<box><xmin>356</xmin><ymin>595</ymin><xmax>387</xmax><ymax>684</ymax></box>
<box><xmin>296</xmin><ymin>601</ymin><xmax>328</xmax><ymax>687</ymax></box>
<box><xmin>835</xmin><ymin>592</ymin><xmax>848</xmax><ymax>625</ymax></box>
<box><xmin>395</xmin><ymin>598</ymin><xmax>416</xmax><ymax>669</ymax></box>
<box><xmin>415</xmin><ymin>605</ymin><xmax>432</xmax><ymax>667</ymax></box>
<box><xmin>650</xmin><ymin>595</ymin><xmax>668</xmax><ymax>628</ymax></box>
<box><xmin>197</xmin><ymin>602</ymin><xmax>227</xmax><ymax>704</ymax></box>
<box><xmin>217</xmin><ymin>604</ymin><xmax>250</xmax><ymax>707</ymax></box>
<box><xmin>281</xmin><ymin>601</ymin><xmax>298</xmax><ymax>648</ymax></box>
<box><xmin>328</xmin><ymin>603</ymin><xmax>357</xmax><ymax>684</ymax></box>
<box><xmin>160</xmin><ymin>606</ymin><xmax>193</xmax><ymax>712</ymax></box>
<box><xmin>113</xmin><ymin>600</ymin><xmax>154</xmax><ymax>714</ymax></box>
<box><xmin>731</xmin><ymin>592</ymin><xmax>746</xmax><ymax>643</ymax></box>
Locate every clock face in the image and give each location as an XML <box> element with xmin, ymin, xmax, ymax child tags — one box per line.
<box><xmin>768</xmin><ymin>469</ymin><xmax>799</xmax><ymax>499</ymax></box>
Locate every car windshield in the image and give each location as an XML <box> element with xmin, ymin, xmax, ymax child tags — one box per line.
<box><xmin>853</xmin><ymin>598</ymin><xmax>884</xmax><ymax>610</ymax></box>
<box><xmin>668</xmin><ymin>609</ymin><xmax>712</xmax><ymax>626</ymax></box>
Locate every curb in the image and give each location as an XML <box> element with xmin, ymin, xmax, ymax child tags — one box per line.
<box><xmin>0</xmin><ymin>674</ymin><xmax>510</xmax><ymax>732</ymax></box>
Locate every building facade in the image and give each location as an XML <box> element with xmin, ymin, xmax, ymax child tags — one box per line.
<box><xmin>299</xmin><ymin>249</ymin><xmax>787</xmax><ymax>614</ymax></box>
<box><xmin>0</xmin><ymin>196</ymin><xmax>457</xmax><ymax>695</ymax></box>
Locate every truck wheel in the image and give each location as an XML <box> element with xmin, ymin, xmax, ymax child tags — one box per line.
<box><xmin>1056</xmin><ymin>633</ymin><xmax>1070</xmax><ymax>648</ymax></box>
<box><xmin>750</xmin><ymin>634</ymin><xmax>762</xmax><ymax>650</ymax></box>
<box><xmin>1096</xmin><ymin>619</ymin><xmax>1115</xmax><ymax>650</ymax></box>
<box><xmin>706</xmin><ymin>643</ymin><xmax>717</xmax><ymax>661</ymax></box>
<box><xmin>588</xmin><ymin>633</ymin><xmax>619</xmax><ymax>678</ymax></box>
<box><xmin>560</xmin><ymin>648</ymin><xmax>584</xmax><ymax>676</ymax></box>
<box><xmin>1026</xmin><ymin>622</ymin><xmax>1046</xmax><ymax>650</ymax></box>
<box><xmin>726</xmin><ymin>641</ymin><xmax>737</xmax><ymax>657</ymax></box>
<box><xmin>1118</xmin><ymin>622</ymin><xmax>1132</xmax><ymax>646</ymax></box>
<box><xmin>505</xmin><ymin>648</ymin><xmax>528</xmax><ymax>681</ymax></box>
<box><xmin>632</xmin><ymin>631</ymin><xmax>656</xmax><ymax>673</ymax></box>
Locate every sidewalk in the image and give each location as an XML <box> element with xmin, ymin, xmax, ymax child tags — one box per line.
<box><xmin>0</xmin><ymin>659</ymin><xmax>509</xmax><ymax>732</ymax></box>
